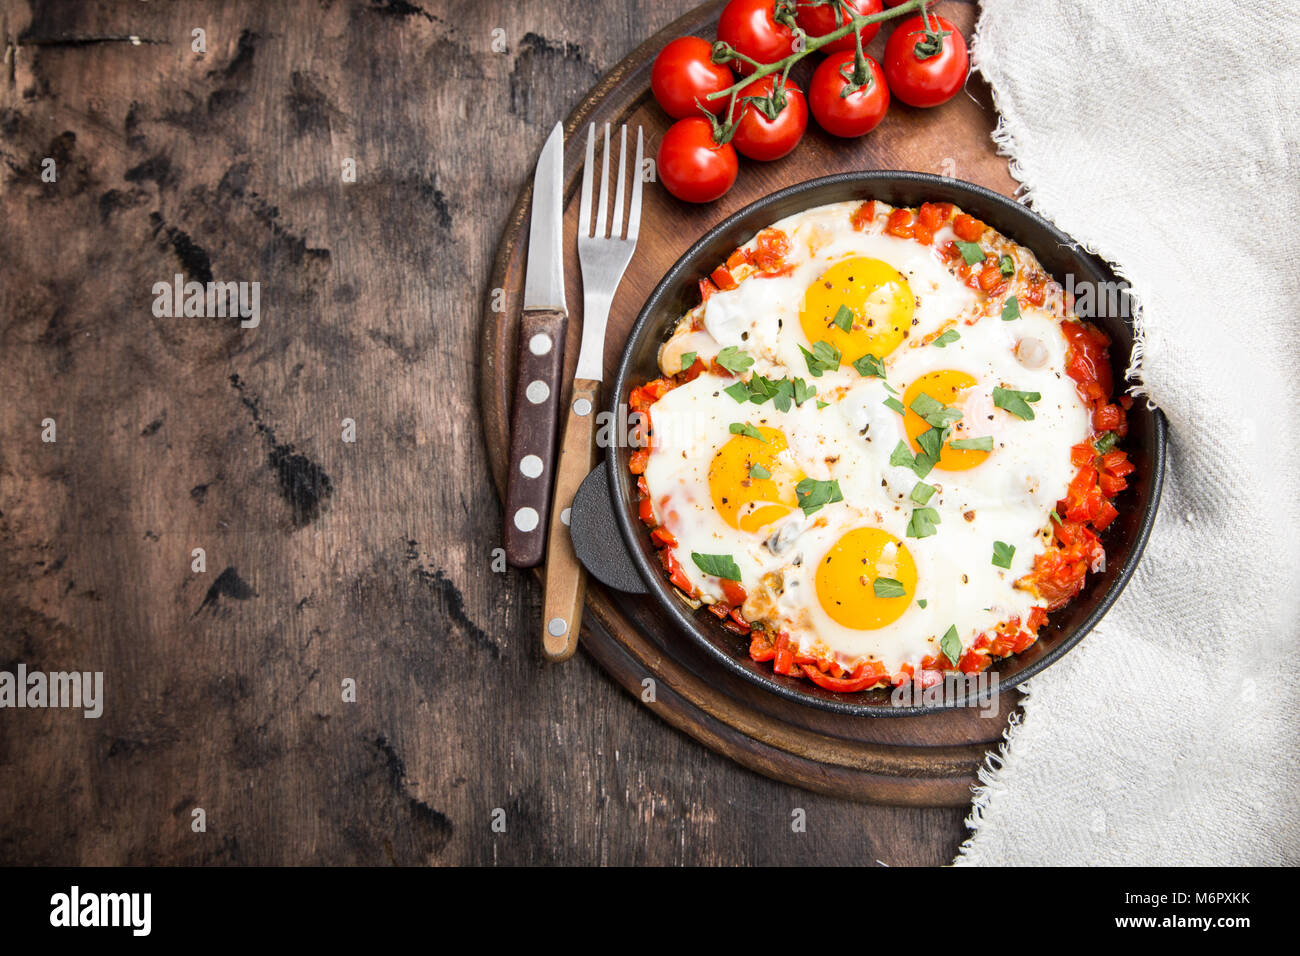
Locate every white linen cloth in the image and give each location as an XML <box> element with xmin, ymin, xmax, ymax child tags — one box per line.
<box><xmin>957</xmin><ymin>0</ymin><xmax>1300</xmax><ymax>865</ymax></box>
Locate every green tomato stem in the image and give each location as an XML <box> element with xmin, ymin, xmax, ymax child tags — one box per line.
<box><xmin>706</xmin><ymin>0</ymin><xmax>930</xmax><ymax>103</ymax></box>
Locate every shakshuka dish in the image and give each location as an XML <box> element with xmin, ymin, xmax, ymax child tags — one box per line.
<box><xmin>627</xmin><ymin>199</ymin><xmax>1134</xmax><ymax>694</ymax></box>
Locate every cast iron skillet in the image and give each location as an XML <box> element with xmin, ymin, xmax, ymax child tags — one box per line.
<box><xmin>569</xmin><ymin>171</ymin><xmax>1165</xmax><ymax>716</ymax></box>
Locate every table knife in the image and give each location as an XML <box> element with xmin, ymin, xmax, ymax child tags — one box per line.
<box><xmin>504</xmin><ymin>122</ymin><xmax>567</xmax><ymax>568</ymax></box>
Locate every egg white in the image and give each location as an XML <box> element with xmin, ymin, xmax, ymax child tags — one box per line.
<box><xmin>696</xmin><ymin>201</ymin><xmax>979</xmax><ymax>383</ymax></box>
<box><xmin>644</xmin><ymin>201</ymin><xmax>1094</xmax><ymax>676</ymax></box>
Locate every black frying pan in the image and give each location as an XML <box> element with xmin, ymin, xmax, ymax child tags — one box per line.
<box><xmin>569</xmin><ymin>171</ymin><xmax>1166</xmax><ymax>716</ymax></box>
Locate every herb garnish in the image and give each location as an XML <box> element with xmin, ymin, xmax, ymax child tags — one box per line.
<box><xmin>715</xmin><ymin>346</ymin><xmax>754</xmax><ymax>374</ymax></box>
<box><xmin>795</xmin><ymin>477</ymin><xmax>843</xmax><ymax>515</ymax></box>
<box><xmin>906</xmin><ymin>506</ymin><xmax>941</xmax><ymax>539</ymax></box>
<box><xmin>800</xmin><ymin>340</ymin><xmax>841</xmax><ymax>377</ymax></box>
<box><xmin>993</xmin><ymin>386</ymin><xmax>1042</xmax><ymax>420</ymax></box>
<box><xmin>729</xmin><ymin>422</ymin><xmax>766</xmax><ymax>441</ymax></box>
<box><xmin>873</xmin><ymin>577</ymin><xmax>906</xmax><ymax>599</ymax></box>
<box><xmin>691</xmin><ymin>552</ymin><xmax>742</xmax><ymax>581</ymax></box>
<box><xmin>940</xmin><ymin>626</ymin><xmax>962</xmax><ymax>665</ymax></box>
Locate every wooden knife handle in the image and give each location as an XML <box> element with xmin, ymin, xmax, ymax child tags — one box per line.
<box><xmin>504</xmin><ymin>310</ymin><xmax>567</xmax><ymax>568</ymax></box>
<box><xmin>541</xmin><ymin>377</ymin><xmax>599</xmax><ymax>661</ymax></box>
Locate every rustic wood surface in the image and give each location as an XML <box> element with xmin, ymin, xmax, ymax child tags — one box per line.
<box><xmin>482</xmin><ymin>0</ymin><xmax>1024</xmax><ymax>808</ymax></box>
<box><xmin>0</xmin><ymin>0</ymin><xmax>998</xmax><ymax>864</ymax></box>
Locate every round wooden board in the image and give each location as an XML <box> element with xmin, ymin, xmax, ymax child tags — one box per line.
<box><xmin>482</xmin><ymin>0</ymin><xmax>1023</xmax><ymax>806</ymax></box>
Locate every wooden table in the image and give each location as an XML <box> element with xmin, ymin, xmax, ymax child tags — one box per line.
<box><xmin>0</xmin><ymin>0</ymin><xmax>974</xmax><ymax>865</ymax></box>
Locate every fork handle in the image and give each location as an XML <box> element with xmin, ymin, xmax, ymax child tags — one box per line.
<box><xmin>541</xmin><ymin>377</ymin><xmax>599</xmax><ymax>661</ymax></box>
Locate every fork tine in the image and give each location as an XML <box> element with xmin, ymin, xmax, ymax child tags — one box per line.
<box><xmin>594</xmin><ymin>124</ymin><xmax>611</xmax><ymax>239</ymax></box>
<box><xmin>626</xmin><ymin>126</ymin><xmax>644</xmax><ymax>243</ymax></box>
<box><xmin>611</xmin><ymin>125</ymin><xmax>628</xmax><ymax>240</ymax></box>
<box><xmin>578</xmin><ymin>124</ymin><xmax>595</xmax><ymax>239</ymax></box>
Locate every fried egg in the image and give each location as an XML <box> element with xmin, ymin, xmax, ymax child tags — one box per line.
<box><xmin>644</xmin><ymin>200</ymin><xmax>1096</xmax><ymax>679</ymax></box>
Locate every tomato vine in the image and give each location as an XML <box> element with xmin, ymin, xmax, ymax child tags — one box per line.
<box><xmin>704</xmin><ymin>0</ymin><xmax>931</xmax><ymax>140</ymax></box>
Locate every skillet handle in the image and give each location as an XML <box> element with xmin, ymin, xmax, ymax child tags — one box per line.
<box><xmin>570</xmin><ymin>465</ymin><xmax>649</xmax><ymax>594</ymax></box>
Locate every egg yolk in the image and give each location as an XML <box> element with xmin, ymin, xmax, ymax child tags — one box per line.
<box><xmin>902</xmin><ymin>369</ymin><xmax>992</xmax><ymax>472</ymax></box>
<box><xmin>799</xmin><ymin>257</ymin><xmax>913</xmax><ymax>364</ymax></box>
<box><xmin>815</xmin><ymin>528</ymin><xmax>917</xmax><ymax>630</ymax></box>
<box><xmin>708</xmin><ymin>426</ymin><xmax>804</xmax><ymax>532</ymax></box>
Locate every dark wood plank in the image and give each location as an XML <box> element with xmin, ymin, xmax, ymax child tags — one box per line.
<box><xmin>0</xmin><ymin>0</ymin><xmax>972</xmax><ymax>864</ymax></box>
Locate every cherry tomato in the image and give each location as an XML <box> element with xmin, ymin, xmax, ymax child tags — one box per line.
<box><xmin>809</xmin><ymin>49</ymin><xmax>888</xmax><ymax>137</ymax></box>
<box><xmin>651</xmin><ymin>36</ymin><xmax>734</xmax><ymax>119</ymax></box>
<box><xmin>795</xmin><ymin>0</ymin><xmax>882</xmax><ymax>54</ymax></box>
<box><xmin>730</xmin><ymin>75</ymin><xmax>808</xmax><ymax>161</ymax></box>
<box><xmin>882</xmin><ymin>14</ymin><xmax>969</xmax><ymax>108</ymax></box>
<box><xmin>657</xmin><ymin>117</ymin><xmax>739</xmax><ymax>203</ymax></box>
<box><xmin>717</xmin><ymin>0</ymin><xmax>798</xmax><ymax>75</ymax></box>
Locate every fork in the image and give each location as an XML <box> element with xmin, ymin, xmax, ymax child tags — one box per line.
<box><xmin>541</xmin><ymin>123</ymin><xmax>643</xmax><ymax>662</ymax></box>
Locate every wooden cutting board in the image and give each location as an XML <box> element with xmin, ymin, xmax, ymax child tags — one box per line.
<box><xmin>481</xmin><ymin>0</ymin><xmax>1022</xmax><ymax>806</ymax></box>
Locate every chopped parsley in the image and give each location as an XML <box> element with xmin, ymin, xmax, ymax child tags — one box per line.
<box><xmin>883</xmin><ymin>396</ymin><xmax>906</xmax><ymax>415</ymax></box>
<box><xmin>852</xmin><ymin>352</ymin><xmax>887</xmax><ymax>378</ymax></box>
<box><xmin>955</xmin><ymin>240</ymin><xmax>986</xmax><ymax>265</ymax></box>
<box><xmin>749</xmin><ymin>463</ymin><xmax>771</xmax><ymax>479</ymax></box>
<box><xmin>795</xmin><ymin>477</ymin><xmax>843</xmax><ymax>516</ymax></box>
<box><xmin>910</xmin><ymin>481</ymin><xmax>935</xmax><ymax>505</ymax></box>
<box><xmin>993</xmin><ymin>386</ymin><xmax>1042</xmax><ymax>420</ymax></box>
<box><xmin>916</xmin><ymin>426</ymin><xmax>946</xmax><ymax>463</ymax></box>
<box><xmin>726</xmin><ymin>374</ymin><xmax>817</xmax><ymax>411</ymax></box>
<box><xmin>949</xmin><ymin>436</ymin><xmax>994</xmax><ymax>451</ymax></box>
<box><xmin>906</xmin><ymin>506</ymin><xmax>941</xmax><ymax>539</ymax></box>
<box><xmin>691</xmin><ymin>552</ymin><xmax>742</xmax><ymax>581</ymax></box>
<box><xmin>832</xmin><ymin>304</ymin><xmax>854</xmax><ymax>332</ymax></box>
<box><xmin>715</xmin><ymin>346</ymin><xmax>754</xmax><ymax>374</ymax></box>
<box><xmin>939</xmin><ymin>625</ymin><xmax>962</xmax><ymax>665</ymax></box>
<box><xmin>998</xmin><ymin>254</ymin><xmax>1015</xmax><ymax>277</ymax></box>
<box><xmin>992</xmin><ymin>540</ymin><xmax>1015</xmax><ymax>569</ymax></box>
<box><xmin>724</xmin><ymin>381</ymin><xmax>751</xmax><ymax>403</ymax></box>
<box><xmin>932</xmin><ymin>329</ymin><xmax>961</xmax><ymax>348</ymax></box>
<box><xmin>771</xmin><ymin>377</ymin><xmax>795</xmax><ymax>412</ymax></box>
<box><xmin>890</xmin><ymin>440</ymin><xmax>936</xmax><ymax>480</ymax></box>
<box><xmin>1094</xmin><ymin>431</ymin><xmax>1118</xmax><ymax>454</ymax></box>
<box><xmin>917</xmin><ymin>599</ymin><xmax>928</xmax><ymax>609</ymax></box>
<box><xmin>800</xmin><ymin>340</ymin><xmax>841</xmax><ymax>377</ymax></box>
<box><xmin>873</xmin><ymin>577</ymin><xmax>907</xmax><ymax>599</ymax></box>
<box><xmin>792</xmin><ymin>377</ymin><xmax>817</xmax><ymax>407</ymax></box>
<box><xmin>910</xmin><ymin>392</ymin><xmax>963</xmax><ymax>428</ymax></box>
<box><xmin>1001</xmin><ymin>296</ymin><xmax>1021</xmax><ymax>321</ymax></box>
<box><xmin>729</xmin><ymin>422</ymin><xmax>766</xmax><ymax>442</ymax></box>
<box><xmin>680</xmin><ymin>351</ymin><xmax>698</xmax><ymax>371</ymax></box>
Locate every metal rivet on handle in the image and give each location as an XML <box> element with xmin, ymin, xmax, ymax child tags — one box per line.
<box><xmin>560</xmin><ymin>508</ymin><xmax>571</xmax><ymax>526</ymax></box>
<box><xmin>526</xmin><ymin>380</ymin><xmax>549</xmax><ymax>404</ymax></box>
<box><xmin>520</xmin><ymin>455</ymin><xmax>543</xmax><ymax>478</ymax></box>
<box><xmin>514</xmin><ymin>507</ymin><xmax>539</xmax><ymax>532</ymax></box>
<box><xmin>573</xmin><ymin>398</ymin><xmax>592</xmax><ymax>416</ymax></box>
<box><xmin>547</xmin><ymin>617</ymin><xmax>567</xmax><ymax>637</ymax></box>
<box><xmin>528</xmin><ymin>333</ymin><xmax>552</xmax><ymax>356</ymax></box>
